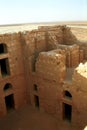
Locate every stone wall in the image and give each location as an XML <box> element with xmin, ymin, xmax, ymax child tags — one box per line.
<box><xmin>0</xmin><ymin>25</ymin><xmax>87</xmax><ymax>129</ymax></box>
<box><xmin>26</xmin><ymin>25</ymin><xmax>87</xmax><ymax>128</ymax></box>
<box><xmin>36</xmin><ymin>50</ymin><xmax>66</xmax><ymax>82</ymax></box>
<box><xmin>58</xmin><ymin>44</ymin><xmax>84</xmax><ymax>67</ymax></box>
<box><xmin>21</xmin><ymin>30</ymin><xmax>47</xmax><ymax>102</ymax></box>
<box><xmin>0</xmin><ymin>33</ymin><xmax>27</xmax><ymax>116</ymax></box>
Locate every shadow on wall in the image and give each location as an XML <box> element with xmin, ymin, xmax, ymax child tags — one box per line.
<box><xmin>46</xmin><ymin>26</ymin><xmax>79</xmax><ymax>51</ymax></box>
<box><xmin>62</xmin><ymin>26</ymin><xmax>78</xmax><ymax>45</ymax></box>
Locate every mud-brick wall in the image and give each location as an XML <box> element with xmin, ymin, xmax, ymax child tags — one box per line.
<box><xmin>0</xmin><ymin>33</ymin><xmax>25</xmax><ymax>76</ymax></box>
<box><xmin>29</xmin><ymin>73</ymin><xmax>63</xmax><ymax>117</ymax></box>
<box><xmin>36</xmin><ymin>50</ymin><xmax>66</xmax><ymax>82</ymax></box>
<box><xmin>38</xmin><ymin>78</ymin><xmax>61</xmax><ymax>115</ymax></box>
<box><xmin>46</xmin><ymin>26</ymin><xmax>64</xmax><ymax>50</ymax></box>
<box><xmin>78</xmin><ymin>43</ymin><xmax>87</xmax><ymax>60</ymax></box>
<box><xmin>58</xmin><ymin>44</ymin><xmax>82</xmax><ymax>67</ymax></box>
<box><xmin>0</xmin><ymin>33</ymin><xmax>27</xmax><ymax>116</ymax></box>
<box><xmin>63</xmin><ymin>27</ymin><xmax>78</xmax><ymax>45</ymax></box>
<box><xmin>21</xmin><ymin>30</ymin><xmax>47</xmax><ymax>102</ymax></box>
<box><xmin>23</xmin><ymin>30</ymin><xmax>47</xmax><ymax>57</ymax></box>
<box><xmin>63</xmin><ymin>27</ymin><xmax>87</xmax><ymax>46</ymax></box>
<box><xmin>69</xmin><ymin>45</ymin><xmax>80</xmax><ymax>67</ymax></box>
<box><xmin>22</xmin><ymin>30</ymin><xmax>47</xmax><ymax>72</ymax></box>
<box><xmin>72</xmin><ymin>63</ymin><xmax>87</xmax><ymax>127</ymax></box>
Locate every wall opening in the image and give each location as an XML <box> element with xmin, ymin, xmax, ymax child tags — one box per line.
<box><xmin>34</xmin><ymin>84</ymin><xmax>38</xmax><ymax>91</ymax></box>
<box><xmin>4</xmin><ymin>83</ymin><xmax>12</xmax><ymax>91</ymax></box>
<box><xmin>0</xmin><ymin>43</ymin><xmax>7</xmax><ymax>54</ymax></box>
<box><xmin>5</xmin><ymin>94</ymin><xmax>15</xmax><ymax>112</ymax></box>
<box><xmin>0</xmin><ymin>58</ymin><xmax>10</xmax><ymax>77</ymax></box>
<box><xmin>34</xmin><ymin>95</ymin><xmax>39</xmax><ymax>108</ymax></box>
<box><xmin>64</xmin><ymin>91</ymin><xmax>72</xmax><ymax>99</ymax></box>
<box><xmin>63</xmin><ymin>103</ymin><xmax>72</xmax><ymax>122</ymax></box>
<box><xmin>32</xmin><ymin>52</ymin><xmax>38</xmax><ymax>72</ymax></box>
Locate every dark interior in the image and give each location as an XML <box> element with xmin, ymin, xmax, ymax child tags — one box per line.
<box><xmin>0</xmin><ymin>58</ymin><xmax>10</xmax><ymax>77</ymax></box>
<box><xmin>5</xmin><ymin>94</ymin><xmax>14</xmax><ymax>111</ymax></box>
<box><xmin>34</xmin><ymin>95</ymin><xmax>39</xmax><ymax>108</ymax></box>
<box><xmin>63</xmin><ymin>103</ymin><xmax>72</xmax><ymax>122</ymax></box>
<box><xmin>0</xmin><ymin>43</ymin><xmax>7</xmax><ymax>54</ymax></box>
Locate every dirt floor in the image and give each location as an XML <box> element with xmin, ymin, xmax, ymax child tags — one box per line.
<box><xmin>0</xmin><ymin>104</ymin><xmax>84</xmax><ymax>130</ymax></box>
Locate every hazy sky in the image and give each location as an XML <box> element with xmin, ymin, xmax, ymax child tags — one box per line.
<box><xmin>0</xmin><ymin>0</ymin><xmax>86</xmax><ymax>25</ymax></box>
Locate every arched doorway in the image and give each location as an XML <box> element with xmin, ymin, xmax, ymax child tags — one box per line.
<box><xmin>63</xmin><ymin>91</ymin><xmax>72</xmax><ymax>122</ymax></box>
<box><xmin>63</xmin><ymin>103</ymin><xmax>72</xmax><ymax>122</ymax></box>
<box><xmin>4</xmin><ymin>83</ymin><xmax>15</xmax><ymax>112</ymax></box>
<box><xmin>64</xmin><ymin>90</ymin><xmax>72</xmax><ymax>99</ymax></box>
<box><xmin>4</xmin><ymin>83</ymin><xmax>12</xmax><ymax>91</ymax></box>
<box><xmin>5</xmin><ymin>94</ymin><xmax>15</xmax><ymax>112</ymax></box>
<box><xmin>34</xmin><ymin>95</ymin><xmax>39</xmax><ymax>108</ymax></box>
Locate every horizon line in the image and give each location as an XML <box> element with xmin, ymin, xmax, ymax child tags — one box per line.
<box><xmin>0</xmin><ymin>20</ymin><xmax>87</xmax><ymax>27</ymax></box>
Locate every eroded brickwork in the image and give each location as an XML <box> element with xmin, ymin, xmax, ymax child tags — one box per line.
<box><xmin>0</xmin><ymin>33</ymin><xmax>27</xmax><ymax>116</ymax></box>
<box><xmin>0</xmin><ymin>25</ymin><xmax>87</xmax><ymax>128</ymax></box>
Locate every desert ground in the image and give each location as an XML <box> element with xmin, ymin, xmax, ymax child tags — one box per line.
<box><xmin>0</xmin><ymin>21</ymin><xmax>87</xmax><ymax>34</ymax></box>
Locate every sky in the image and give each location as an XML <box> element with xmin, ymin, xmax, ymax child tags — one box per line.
<box><xmin>0</xmin><ymin>0</ymin><xmax>87</xmax><ymax>25</ymax></box>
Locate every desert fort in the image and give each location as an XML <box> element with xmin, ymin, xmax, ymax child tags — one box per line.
<box><xmin>0</xmin><ymin>22</ymin><xmax>87</xmax><ymax>129</ymax></box>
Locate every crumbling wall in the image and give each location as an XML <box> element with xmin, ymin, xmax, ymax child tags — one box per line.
<box><xmin>36</xmin><ymin>49</ymin><xmax>66</xmax><ymax>82</ymax></box>
<box><xmin>78</xmin><ymin>43</ymin><xmax>87</xmax><ymax>60</ymax></box>
<box><xmin>0</xmin><ymin>24</ymin><xmax>87</xmax><ymax>125</ymax></box>
<box><xmin>29</xmin><ymin>48</ymin><xmax>66</xmax><ymax>115</ymax></box>
<box><xmin>58</xmin><ymin>44</ymin><xmax>84</xmax><ymax>67</ymax></box>
<box><xmin>63</xmin><ymin>26</ymin><xmax>78</xmax><ymax>45</ymax></box>
<box><xmin>38</xmin><ymin>26</ymin><xmax>64</xmax><ymax>50</ymax></box>
<box><xmin>0</xmin><ymin>33</ymin><xmax>27</xmax><ymax>116</ymax></box>
<box><xmin>21</xmin><ymin>30</ymin><xmax>47</xmax><ymax>103</ymax></box>
<box><xmin>22</xmin><ymin>30</ymin><xmax>47</xmax><ymax>72</ymax></box>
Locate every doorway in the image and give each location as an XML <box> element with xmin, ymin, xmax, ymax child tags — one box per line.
<box><xmin>63</xmin><ymin>103</ymin><xmax>72</xmax><ymax>122</ymax></box>
<box><xmin>5</xmin><ymin>94</ymin><xmax>15</xmax><ymax>112</ymax></box>
<box><xmin>34</xmin><ymin>95</ymin><xmax>39</xmax><ymax>108</ymax></box>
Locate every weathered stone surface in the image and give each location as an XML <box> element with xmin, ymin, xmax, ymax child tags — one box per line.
<box><xmin>0</xmin><ymin>25</ymin><xmax>87</xmax><ymax>129</ymax></box>
<box><xmin>36</xmin><ymin>49</ymin><xmax>66</xmax><ymax>82</ymax></box>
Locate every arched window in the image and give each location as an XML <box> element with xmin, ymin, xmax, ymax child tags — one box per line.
<box><xmin>4</xmin><ymin>83</ymin><xmax>12</xmax><ymax>91</ymax></box>
<box><xmin>0</xmin><ymin>43</ymin><xmax>7</xmax><ymax>54</ymax></box>
<box><xmin>64</xmin><ymin>91</ymin><xmax>72</xmax><ymax>99</ymax></box>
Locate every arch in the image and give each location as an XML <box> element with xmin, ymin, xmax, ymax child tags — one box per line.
<box><xmin>0</xmin><ymin>43</ymin><xmax>8</xmax><ymax>54</ymax></box>
<box><xmin>64</xmin><ymin>90</ymin><xmax>72</xmax><ymax>99</ymax></box>
<box><xmin>4</xmin><ymin>83</ymin><xmax>12</xmax><ymax>91</ymax></box>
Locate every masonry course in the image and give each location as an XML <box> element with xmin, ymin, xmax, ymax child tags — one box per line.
<box><xmin>0</xmin><ymin>25</ymin><xmax>87</xmax><ymax>129</ymax></box>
